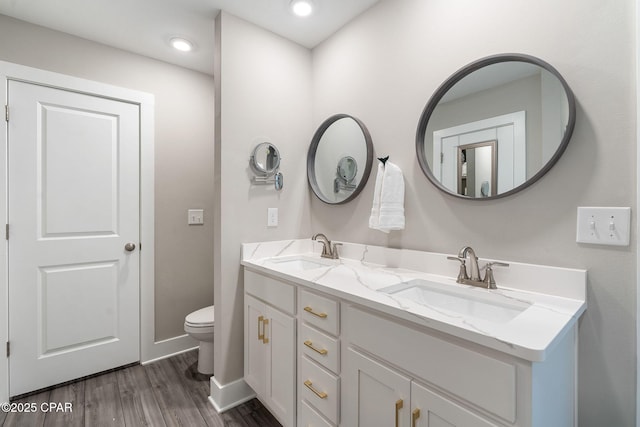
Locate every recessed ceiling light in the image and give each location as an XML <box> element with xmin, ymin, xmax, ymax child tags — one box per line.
<box><xmin>170</xmin><ymin>37</ymin><xmax>194</xmax><ymax>52</ymax></box>
<box><xmin>291</xmin><ymin>0</ymin><xmax>314</xmax><ymax>17</ymax></box>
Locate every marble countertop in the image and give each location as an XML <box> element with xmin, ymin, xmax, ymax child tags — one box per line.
<box><xmin>241</xmin><ymin>239</ymin><xmax>587</xmax><ymax>362</ymax></box>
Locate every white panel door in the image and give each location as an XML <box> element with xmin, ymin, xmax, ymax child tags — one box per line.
<box><xmin>439</xmin><ymin>135</ymin><xmax>459</xmax><ymax>192</ymax></box>
<box><xmin>8</xmin><ymin>80</ymin><xmax>140</xmax><ymax>396</ymax></box>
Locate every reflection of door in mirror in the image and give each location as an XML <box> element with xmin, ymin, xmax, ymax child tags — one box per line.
<box><xmin>432</xmin><ymin>111</ymin><xmax>526</xmax><ymax>195</ymax></box>
<box><xmin>457</xmin><ymin>141</ymin><xmax>497</xmax><ymax>197</ymax></box>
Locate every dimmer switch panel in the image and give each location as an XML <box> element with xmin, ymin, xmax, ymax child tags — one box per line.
<box><xmin>576</xmin><ymin>207</ymin><xmax>630</xmax><ymax>246</ymax></box>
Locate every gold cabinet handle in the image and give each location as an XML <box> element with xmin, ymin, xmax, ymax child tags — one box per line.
<box><xmin>395</xmin><ymin>399</ymin><xmax>404</xmax><ymax>427</ymax></box>
<box><xmin>304</xmin><ymin>380</ymin><xmax>328</xmax><ymax>399</ymax></box>
<box><xmin>262</xmin><ymin>318</ymin><xmax>269</xmax><ymax>344</ymax></box>
<box><xmin>304</xmin><ymin>306</ymin><xmax>328</xmax><ymax>318</ymax></box>
<box><xmin>257</xmin><ymin>316</ymin><xmax>264</xmax><ymax>341</ymax></box>
<box><xmin>304</xmin><ymin>340</ymin><xmax>328</xmax><ymax>355</ymax></box>
<box><xmin>412</xmin><ymin>408</ymin><xmax>421</xmax><ymax>427</ymax></box>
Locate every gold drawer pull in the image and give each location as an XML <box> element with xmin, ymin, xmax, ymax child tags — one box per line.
<box><xmin>262</xmin><ymin>318</ymin><xmax>269</xmax><ymax>344</ymax></box>
<box><xmin>304</xmin><ymin>340</ymin><xmax>328</xmax><ymax>355</ymax></box>
<box><xmin>395</xmin><ymin>399</ymin><xmax>404</xmax><ymax>427</ymax></box>
<box><xmin>304</xmin><ymin>380</ymin><xmax>328</xmax><ymax>399</ymax></box>
<box><xmin>304</xmin><ymin>306</ymin><xmax>328</xmax><ymax>318</ymax></box>
<box><xmin>412</xmin><ymin>408</ymin><xmax>421</xmax><ymax>427</ymax></box>
<box><xmin>257</xmin><ymin>316</ymin><xmax>264</xmax><ymax>341</ymax></box>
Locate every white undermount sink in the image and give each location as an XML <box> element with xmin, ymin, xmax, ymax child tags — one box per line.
<box><xmin>379</xmin><ymin>279</ymin><xmax>531</xmax><ymax>323</ymax></box>
<box><xmin>266</xmin><ymin>255</ymin><xmax>335</xmax><ymax>271</ymax></box>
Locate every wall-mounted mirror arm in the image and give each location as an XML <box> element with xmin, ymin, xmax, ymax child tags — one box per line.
<box><xmin>334</xmin><ymin>180</ymin><xmax>357</xmax><ymax>193</ymax></box>
<box><xmin>251</xmin><ymin>172</ymin><xmax>284</xmax><ymax>190</ymax></box>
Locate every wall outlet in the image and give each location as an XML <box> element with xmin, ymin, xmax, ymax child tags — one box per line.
<box><xmin>188</xmin><ymin>209</ymin><xmax>204</xmax><ymax>225</ymax></box>
<box><xmin>267</xmin><ymin>208</ymin><xmax>278</xmax><ymax>227</ymax></box>
<box><xmin>576</xmin><ymin>207</ymin><xmax>630</xmax><ymax>246</ymax></box>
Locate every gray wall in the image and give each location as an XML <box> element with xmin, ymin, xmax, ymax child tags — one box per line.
<box><xmin>0</xmin><ymin>15</ymin><xmax>215</xmax><ymax>341</ymax></box>
<box><xmin>214</xmin><ymin>11</ymin><xmax>313</xmax><ymax>384</ymax></box>
<box><xmin>311</xmin><ymin>0</ymin><xmax>636</xmax><ymax>425</ymax></box>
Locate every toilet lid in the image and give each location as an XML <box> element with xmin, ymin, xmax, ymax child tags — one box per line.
<box><xmin>185</xmin><ymin>305</ymin><xmax>215</xmax><ymax>327</ymax></box>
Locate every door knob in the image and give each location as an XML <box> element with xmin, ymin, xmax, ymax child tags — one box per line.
<box><xmin>124</xmin><ymin>243</ymin><xmax>136</xmax><ymax>252</ymax></box>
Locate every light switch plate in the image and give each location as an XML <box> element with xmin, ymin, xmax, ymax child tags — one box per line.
<box><xmin>188</xmin><ymin>209</ymin><xmax>204</xmax><ymax>225</ymax></box>
<box><xmin>576</xmin><ymin>207</ymin><xmax>631</xmax><ymax>246</ymax></box>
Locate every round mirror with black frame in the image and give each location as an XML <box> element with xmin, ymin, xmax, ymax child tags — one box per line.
<box><xmin>308</xmin><ymin>114</ymin><xmax>374</xmax><ymax>204</ymax></box>
<box><xmin>416</xmin><ymin>53</ymin><xmax>576</xmax><ymax>200</ymax></box>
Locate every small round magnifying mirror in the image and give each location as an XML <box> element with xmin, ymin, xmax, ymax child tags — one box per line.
<box><xmin>337</xmin><ymin>156</ymin><xmax>358</xmax><ymax>183</ymax></box>
<box><xmin>251</xmin><ymin>142</ymin><xmax>281</xmax><ymax>176</ymax></box>
<box><xmin>333</xmin><ymin>156</ymin><xmax>359</xmax><ymax>194</ymax></box>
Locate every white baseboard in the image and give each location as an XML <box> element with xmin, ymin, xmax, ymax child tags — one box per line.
<box><xmin>209</xmin><ymin>376</ymin><xmax>256</xmax><ymax>413</ymax></box>
<box><xmin>141</xmin><ymin>333</ymin><xmax>198</xmax><ymax>364</ymax></box>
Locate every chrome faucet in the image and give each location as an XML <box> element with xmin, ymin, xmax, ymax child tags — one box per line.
<box><xmin>447</xmin><ymin>246</ymin><xmax>509</xmax><ymax>289</ymax></box>
<box><xmin>312</xmin><ymin>233</ymin><xmax>341</xmax><ymax>259</ymax></box>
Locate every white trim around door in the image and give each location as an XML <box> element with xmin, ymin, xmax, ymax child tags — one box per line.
<box><xmin>0</xmin><ymin>61</ymin><xmax>156</xmax><ymax>402</ymax></box>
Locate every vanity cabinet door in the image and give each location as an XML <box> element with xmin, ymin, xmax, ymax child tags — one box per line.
<box><xmin>267</xmin><ymin>305</ymin><xmax>296</xmax><ymax>427</ymax></box>
<box><xmin>341</xmin><ymin>347</ymin><xmax>498</xmax><ymax>427</ymax></box>
<box><xmin>244</xmin><ymin>294</ymin><xmax>296</xmax><ymax>427</ymax></box>
<box><xmin>411</xmin><ymin>382</ymin><xmax>498</xmax><ymax>427</ymax></box>
<box><xmin>245</xmin><ymin>295</ymin><xmax>267</xmax><ymax>395</ymax></box>
<box><xmin>342</xmin><ymin>348</ymin><xmax>411</xmax><ymax>427</ymax></box>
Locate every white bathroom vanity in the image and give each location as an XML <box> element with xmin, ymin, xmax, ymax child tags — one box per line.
<box><xmin>241</xmin><ymin>239</ymin><xmax>586</xmax><ymax>427</ymax></box>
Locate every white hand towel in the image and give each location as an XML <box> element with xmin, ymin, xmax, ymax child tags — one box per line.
<box><xmin>369</xmin><ymin>161</ymin><xmax>405</xmax><ymax>233</ymax></box>
<box><xmin>368</xmin><ymin>162</ymin><xmax>385</xmax><ymax>231</ymax></box>
<box><xmin>378</xmin><ymin>161</ymin><xmax>405</xmax><ymax>232</ymax></box>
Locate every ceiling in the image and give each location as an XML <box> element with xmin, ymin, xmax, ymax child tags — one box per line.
<box><xmin>0</xmin><ymin>0</ymin><xmax>382</xmax><ymax>75</ymax></box>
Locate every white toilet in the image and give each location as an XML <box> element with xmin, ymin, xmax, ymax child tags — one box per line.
<box><xmin>184</xmin><ymin>305</ymin><xmax>215</xmax><ymax>374</ymax></box>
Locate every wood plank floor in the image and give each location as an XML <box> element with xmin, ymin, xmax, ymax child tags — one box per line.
<box><xmin>1</xmin><ymin>350</ymin><xmax>282</xmax><ymax>427</ymax></box>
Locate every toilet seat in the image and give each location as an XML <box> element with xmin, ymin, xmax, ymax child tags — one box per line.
<box><xmin>185</xmin><ymin>305</ymin><xmax>215</xmax><ymax>328</ymax></box>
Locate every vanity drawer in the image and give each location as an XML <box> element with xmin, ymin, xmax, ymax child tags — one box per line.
<box><xmin>300</xmin><ymin>323</ymin><xmax>339</xmax><ymax>373</ymax></box>
<box><xmin>299</xmin><ymin>290</ymin><xmax>339</xmax><ymax>335</ymax></box>
<box><xmin>300</xmin><ymin>356</ymin><xmax>340</xmax><ymax>425</ymax></box>
<box><xmin>299</xmin><ymin>400</ymin><xmax>333</xmax><ymax>427</ymax></box>
<box><xmin>244</xmin><ymin>270</ymin><xmax>295</xmax><ymax>315</ymax></box>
